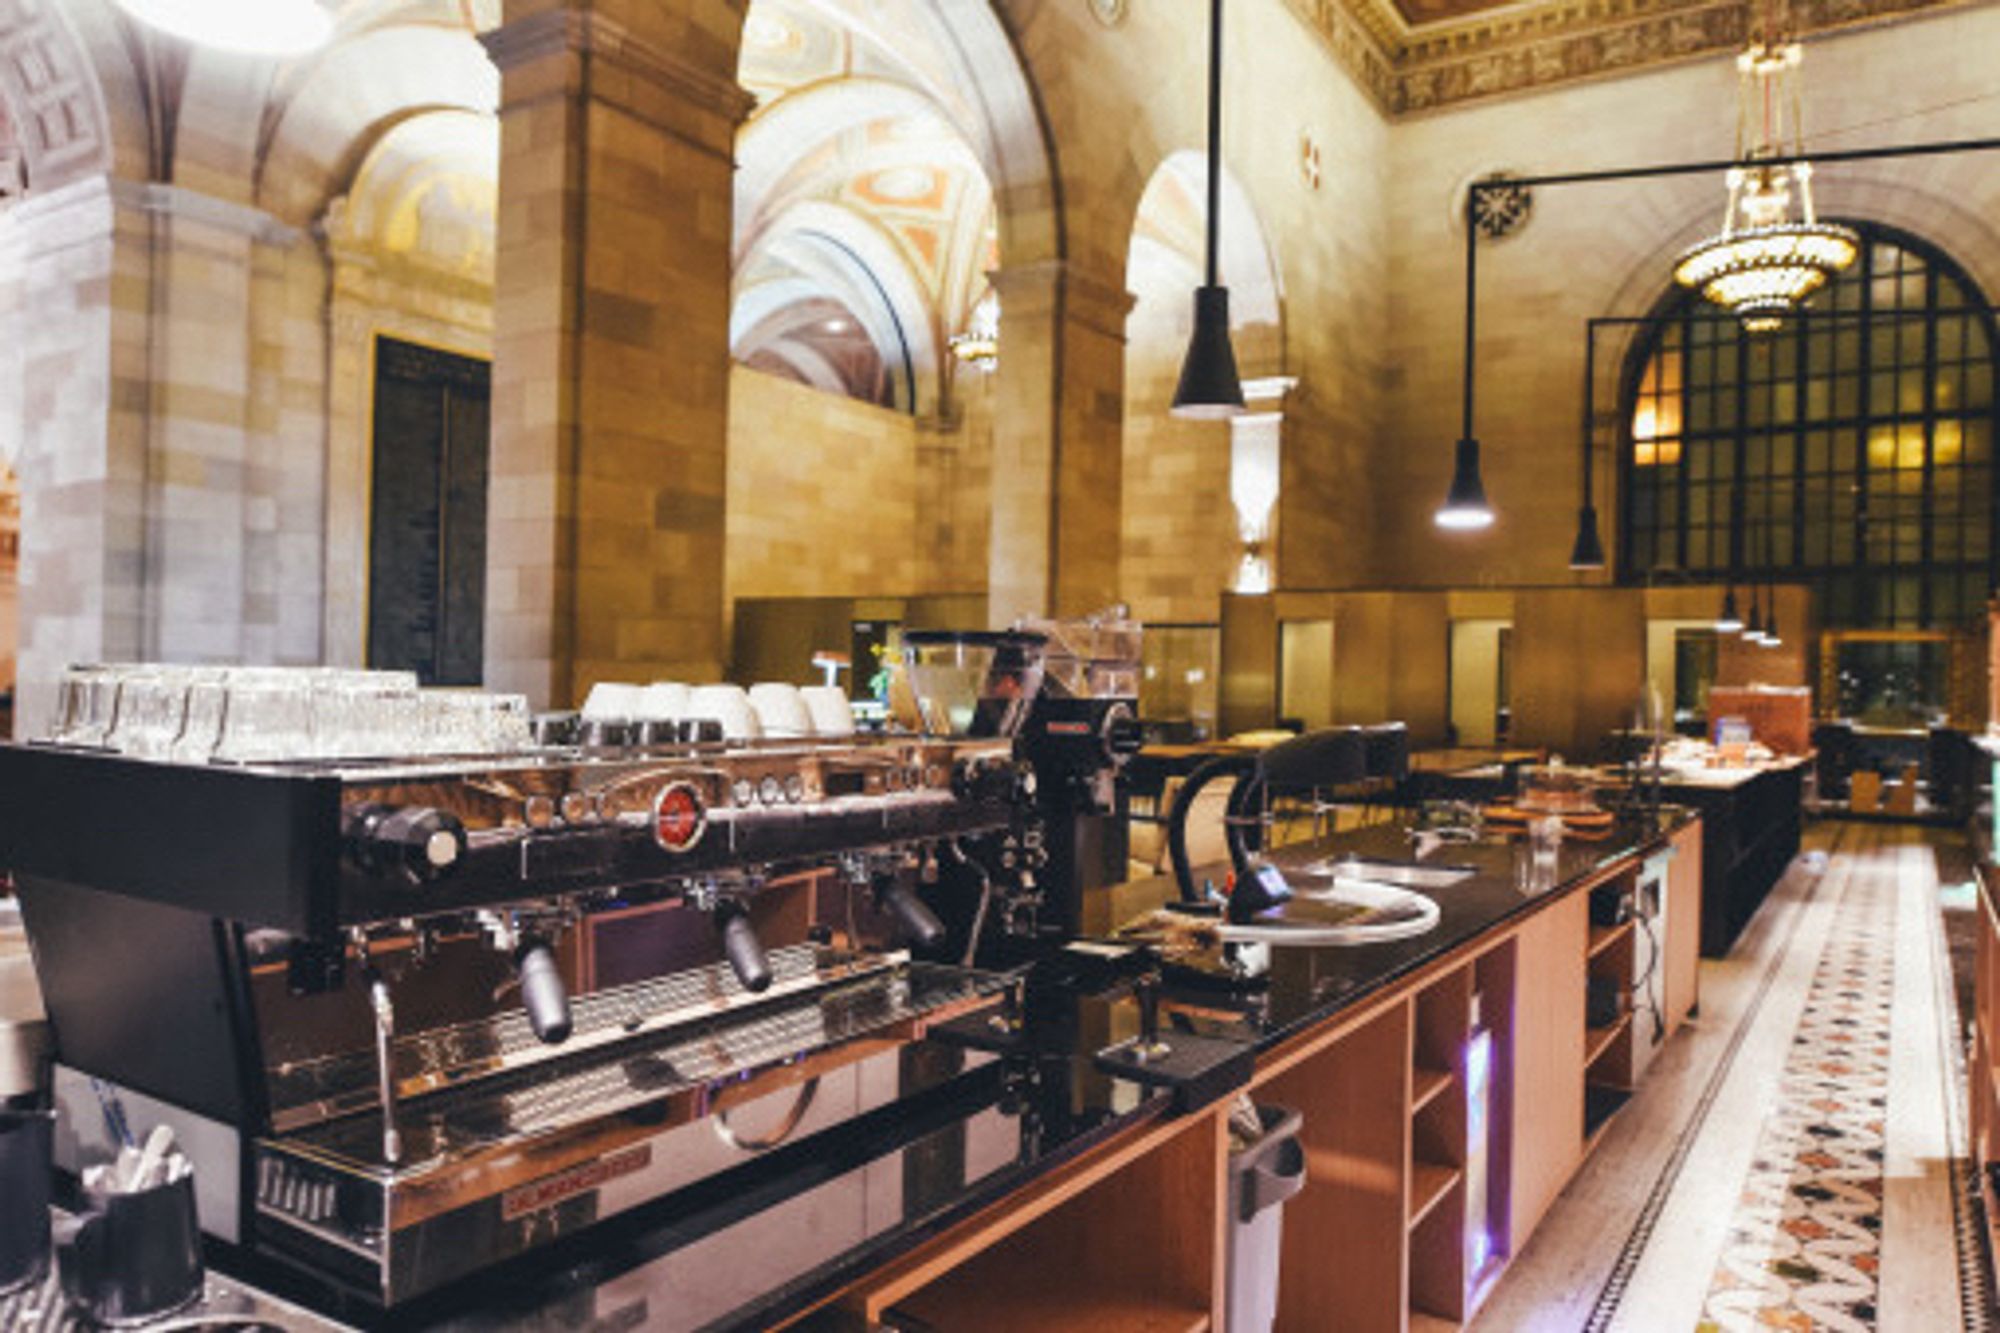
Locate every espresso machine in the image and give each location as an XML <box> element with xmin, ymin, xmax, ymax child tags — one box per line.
<box><xmin>0</xmin><ymin>622</ymin><xmax>1151</xmax><ymax>1317</ymax></box>
<box><xmin>0</xmin><ymin>669</ymin><xmax>1061</xmax><ymax>1314</ymax></box>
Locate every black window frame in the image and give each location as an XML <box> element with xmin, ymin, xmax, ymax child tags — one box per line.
<box><xmin>1614</xmin><ymin>221</ymin><xmax>2000</xmax><ymax>630</ymax></box>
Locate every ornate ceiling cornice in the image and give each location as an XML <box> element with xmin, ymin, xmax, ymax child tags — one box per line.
<box><xmin>1286</xmin><ymin>0</ymin><xmax>1985</xmax><ymax>116</ymax></box>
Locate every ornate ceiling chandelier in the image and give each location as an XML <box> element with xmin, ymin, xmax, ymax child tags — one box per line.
<box><xmin>1672</xmin><ymin>21</ymin><xmax>1857</xmax><ymax>332</ymax></box>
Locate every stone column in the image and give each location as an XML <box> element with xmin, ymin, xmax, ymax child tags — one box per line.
<box><xmin>986</xmin><ymin>259</ymin><xmax>1133</xmax><ymax>628</ymax></box>
<box><xmin>6</xmin><ymin>176</ymin><xmax>144</xmax><ymax>737</ymax></box>
<box><xmin>483</xmin><ymin>2</ymin><xmax>752</xmax><ymax>708</ymax></box>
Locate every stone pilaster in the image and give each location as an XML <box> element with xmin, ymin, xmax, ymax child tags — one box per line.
<box><xmin>483</xmin><ymin>3</ymin><xmax>753</xmax><ymax>707</ymax></box>
<box><xmin>986</xmin><ymin>259</ymin><xmax>1133</xmax><ymax>628</ymax></box>
<box><xmin>6</xmin><ymin>176</ymin><xmax>142</xmax><ymax>737</ymax></box>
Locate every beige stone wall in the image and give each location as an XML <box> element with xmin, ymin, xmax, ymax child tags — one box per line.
<box><xmin>725</xmin><ymin>365</ymin><xmax>986</xmax><ymax>607</ymax></box>
<box><xmin>1378</xmin><ymin>5</ymin><xmax>2000</xmax><ymax>590</ymax></box>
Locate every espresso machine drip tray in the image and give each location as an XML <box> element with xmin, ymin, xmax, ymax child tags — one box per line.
<box><xmin>268</xmin><ymin>960</ymin><xmax>1001</xmax><ymax>1173</ymax></box>
<box><xmin>252</xmin><ymin>959</ymin><xmax>1008</xmax><ymax>1303</ymax></box>
<box><xmin>267</xmin><ymin>945</ymin><xmax>902</xmax><ymax>1130</ymax></box>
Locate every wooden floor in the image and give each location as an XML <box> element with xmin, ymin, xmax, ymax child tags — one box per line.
<box><xmin>1466</xmin><ymin>821</ymin><xmax>1984</xmax><ymax>1333</ymax></box>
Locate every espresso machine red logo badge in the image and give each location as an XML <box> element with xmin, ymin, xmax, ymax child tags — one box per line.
<box><xmin>653</xmin><ymin>782</ymin><xmax>707</xmax><ymax>852</ymax></box>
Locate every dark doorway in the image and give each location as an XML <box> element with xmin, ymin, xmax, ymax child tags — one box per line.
<box><xmin>367</xmin><ymin>337</ymin><xmax>490</xmax><ymax>685</ymax></box>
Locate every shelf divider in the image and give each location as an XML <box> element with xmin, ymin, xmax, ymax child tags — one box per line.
<box><xmin>1409</xmin><ymin>1161</ymin><xmax>1463</xmax><ymax>1229</ymax></box>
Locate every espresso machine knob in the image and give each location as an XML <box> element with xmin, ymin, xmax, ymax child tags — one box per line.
<box><xmin>715</xmin><ymin>902</ymin><xmax>773</xmax><ymax>993</ymax></box>
<box><xmin>346</xmin><ymin>805</ymin><xmax>467</xmax><ymax>884</ymax></box>
<box><xmin>515</xmin><ymin>938</ymin><xmax>573</xmax><ymax>1044</ymax></box>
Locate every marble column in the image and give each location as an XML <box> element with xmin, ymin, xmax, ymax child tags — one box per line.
<box><xmin>986</xmin><ymin>259</ymin><xmax>1133</xmax><ymax>628</ymax></box>
<box><xmin>482</xmin><ymin>2</ymin><xmax>752</xmax><ymax>708</ymax></box>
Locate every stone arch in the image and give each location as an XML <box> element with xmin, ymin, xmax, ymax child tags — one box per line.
<box><xmin>735</xmin><ymin>196</ymin><xmax>942</xmax><ymax>411</ymax></box>
<box><xmin>0</xmin><ymin>0</ymin><xmax>130</xmax><ymax>192</ymax></box>
<box><xmin>734</xmin><ymin>0</ymin><xmax>1059</xmax><ymax>270</ymax></box>
<box><xmin>250</xmin><ymin>21</ymin><xmax>496</xmax><ymax>228</ymax></box>
<box><xmin>733</xmin><ymin>70</ymin><xmax>986</xmax><ymax>414</ymax></box>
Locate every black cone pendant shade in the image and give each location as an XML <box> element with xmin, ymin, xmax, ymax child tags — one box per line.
<box><xmin>1568</xmin><ymin>503</ymin><xmax>1606</xmax><ymax>570</ymax></box>
<box><xmin>1171</xmin><ymin>0</ymin><xmax>1244</xmax><ymax>420</ymax></box>
<box><xmin>1715</xmin><ymin>586</ymin><xmax>1744</xmax><ymax>634</ymax></box>
<box><xmin>1436</xmin><ymin>437</ymin><xmax>1494</xmax><ymax>530</ymax></box>
<box><xmin>1173</xmin><ymin>286</ymin><xmax>1245</xmax><ymax>419</ymax></box>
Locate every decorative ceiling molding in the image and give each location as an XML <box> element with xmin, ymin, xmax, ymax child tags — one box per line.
<box><xmin>1286</xmin><ymin>0</ymin><xmax>1983</xmax><ymax>115</ymax></box>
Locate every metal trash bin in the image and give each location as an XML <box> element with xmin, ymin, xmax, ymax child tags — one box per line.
<box><xmin>1227</xmin><ymin>1103</ymin><xmax>1307</xmax><ymax>1333</ymax></box>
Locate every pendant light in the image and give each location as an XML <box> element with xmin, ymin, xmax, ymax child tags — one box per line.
<box><xmin>1715</xmin><ymin>586</ymin><xmax>1744</xmax><ymax>634</ymax></box>
<box><xmin>1436</xmin><ymin>185</ymin><xmax>1494</xmax><ymax>530</ymax></box>
<box><xmin>1171</xmin><ymin>0</ymin><xmax>1245</xmax><ymax>419</ymax></box>
<box><xmin>1568</xmin><ymin>330</ymin><xmax>1606</xmax><ymax>569</ymax></box>
<box><xmin>1758</xmin><ymin>519</ymin><xmax>1782</xmax><ymax>647</ymax></box>
<box><xmin>116</xmin><ymin>0</ymin><xmax>333</xmax><ymax>56</ymax></box>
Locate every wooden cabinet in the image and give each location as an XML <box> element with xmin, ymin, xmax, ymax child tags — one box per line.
<box><xmin>844</xmin><ymin>1108</ymin><xmax>1227</xmax><ymax>1331</ymax></box>
<box><xmin>1507</xmin><ymin>889</ymin><xmax>1586</xmax><ymax>1250</ymax></box>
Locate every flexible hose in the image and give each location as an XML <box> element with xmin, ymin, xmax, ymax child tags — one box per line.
<box><xmin>1167</xmin><ymin>752</ymin><xmax>1260</xmax><ymax>904</ymax></box>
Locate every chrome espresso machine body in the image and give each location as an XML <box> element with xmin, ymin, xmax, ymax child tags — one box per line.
<box><xmin>0</xmin><ymin>635</ymin><xmax>1142</xmax><ymax>1317</ymax></box>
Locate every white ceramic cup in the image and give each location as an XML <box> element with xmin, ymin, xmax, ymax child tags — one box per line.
<box><xmin>748</xmin><ymin>683</ymin><xmax>813</xmax><ymax>738</ymax></box>
<box><xmin>637</xmin><ymin>682</ymin><xmax>691</xmax><ymax>722</ymax></box>
<box><xmin>688</xmin><ymin>685</ymin><xmax>762</xmax><ymax>741</ymax></box>
<box><xmin>801</xmin><ymin>686</ymin><xmax>856</xmax><ymax>738</ymax></box>
<box><xmin>582</xmin><ymin>682</ymin><xmax>643</xmax><ymax>720</ymax></box>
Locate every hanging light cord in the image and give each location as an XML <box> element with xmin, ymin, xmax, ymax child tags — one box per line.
<box><xmin>1204</xmin><ymin>0</ymin><xmax>1224</xmax><ymax>288</ymax></box>
<box><xmin>1578</xmin><ymin>325</ymin><xmax>1595</xmax><ymax>514</ymax></box>
<box><xmin>1461</xmin><ymin>191</ymin><xmax>1478</xmax><ymax>441</ymax></box>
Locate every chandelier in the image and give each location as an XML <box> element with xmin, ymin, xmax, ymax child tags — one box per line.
<box><xmin>1672</xmin><ymin>32</ymin><xmax>1857</xmax><ymax>332</ymax></box>
<box><xmin>949</xmin><ymin>289</ymin><xmax>999</xmax><ymax>372</ymax></box>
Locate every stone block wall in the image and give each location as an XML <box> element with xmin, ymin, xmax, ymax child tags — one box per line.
<box><xmin>724</xmin><ymin>363</ymin><xmax>989</xmax><ymax>628</ymax></box>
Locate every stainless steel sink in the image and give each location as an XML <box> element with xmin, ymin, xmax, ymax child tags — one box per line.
<box><xmin>1295</xmin><ymin>856</ymin><xmax>1477</xmax><ymax>890</ymax></box>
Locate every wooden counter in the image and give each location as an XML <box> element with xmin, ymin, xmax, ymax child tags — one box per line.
<box><xmin>805</xmin><ymin>816</ymin><xmax>1704</xmax><ymax>1331</ymax></box>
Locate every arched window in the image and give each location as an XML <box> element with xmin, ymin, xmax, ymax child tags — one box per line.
<box><xmin>1620</xmin><ymin>223</ymin><xmax>1998</xmax><ymax>629</ymax></box>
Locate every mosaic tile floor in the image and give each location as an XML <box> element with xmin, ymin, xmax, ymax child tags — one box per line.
<box><xmin>1696</xmin><ymin>850</ymin><xmax>1895</xmax><ymax>1333</ymax></box>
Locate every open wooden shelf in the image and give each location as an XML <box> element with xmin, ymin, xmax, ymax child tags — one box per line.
<box><xmin>1583</xmin><ymin>1083</ymin><xmax>1632</xmax><ymax>1152</ymax></box>
<box><xmin>1587</xmin><ymin>918</ymin><xmax>1636</xmax><ymax>959</ymax></box>
<box><xmin>1409</xmin><ymin>1314</ymin><xmax>1460</xmax><ymax>1333</ymax></box>
<box><xmin>1409</xmin><ymin>1161</ymin><xmax>1463</xmax><ymax>1228</ymax></box>
<box><xmin>1412</xmin><ymin>1065</ymin><xmax>1454</xmax><ymax>1114</ymax></box>
<box><xmin>1584</xmin><ymin>1012</ymin><xmax>1630</xmax><ymax>1069</ymax></box>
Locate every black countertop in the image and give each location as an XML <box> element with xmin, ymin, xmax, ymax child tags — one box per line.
<box><xmin>201</xmin><ymin>810</ymin><xmax>1691</xmax><ymax>1332</ymax></box>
